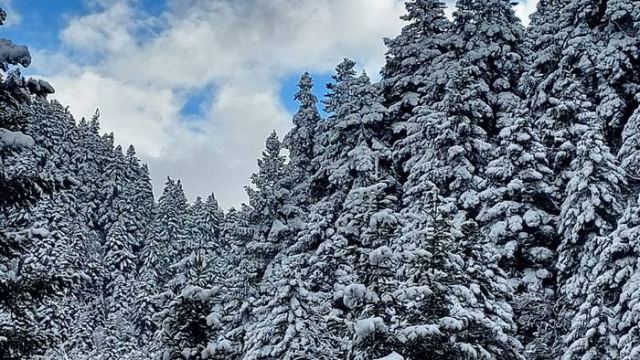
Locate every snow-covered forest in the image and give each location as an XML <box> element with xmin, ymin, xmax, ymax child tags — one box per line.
<box><xmin>2</xmin><ymin>0</ymin><xmax>640</xmax><ymax>359</ymax></box>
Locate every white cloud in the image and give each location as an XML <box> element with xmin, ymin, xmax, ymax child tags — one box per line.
<box><xmin>47</xmin><ymin>70</ymin><xmax>184</xmax><ymax>158</ymax></box>
<box><xmin>61</xmin><ymin>1</ymin><xmax>135</xmax><ymax>55</ymax></box>
<box><xmin>32</xmin><ymin>0</ymin><xmax>538</xmax><ymax>208</ymax></box>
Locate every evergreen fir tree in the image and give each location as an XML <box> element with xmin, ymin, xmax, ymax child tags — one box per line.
<box><xmin>3</xmin><ymin>1</ymin><xmax>640</xmax><ymax>358</ymax></box>
<box><xmin>143</xmin><ymin>178</ymin><xmax>189</xmax><ymax>287</ymax></box>
<box><xmin>394</xmin><ymin>201</ymin><xmax>523</xmax><ymax>360</ymax></box>
<box><xmin>243</xmin><ymin>131</ymin><xmax>292</xmax><ymax>286</ymax></box>
<box><xmin>152</xmin><ymin>195</ymin><xmax>226</xmax><ymax>359</ymax></box>
<box><xmin>137</xmin><ymin>178</ymin><xmax>188</xmax><ymax>351</ymax></box>
<box><xmin>0</xmin><ymin>10</ymin><xmax>77</xmax><ymax>357</ymax></box>
<box><xmin>383</xmin><ymin>0</ymin><xmax>450</xmax><ymax>171</ymax></box>
<box><xmin>562</xmin><ymin>197</ymin><xmax>640</xmax><ymax>359</ymax></box>
<box><xmin>283</xmin><ymin>72</ymin><xmax>321</xmax><ymax>186</ymax></box>
<box><xmin>302</xmin><ymin>61</ymin><xmax>402</xmax><ymax>358</ymax></box>
<box><xmin>479</xmin><ymin>111</ymin><xmax>559</xmax><ymax>359</ymax></box>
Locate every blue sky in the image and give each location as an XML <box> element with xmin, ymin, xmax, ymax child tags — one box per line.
<box><xmin>1</xmin><ymin>0</ymin><xmax>84</xmax><ymax>49</ymax></box>
<box><xmin>0</xmin><ymin>0</ymin><xmax>539</xmax><ymax>207</ymax></box>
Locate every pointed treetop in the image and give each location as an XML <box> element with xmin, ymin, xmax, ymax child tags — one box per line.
<box><xmin>290</xmin><ymin>72</ymin><xmax>321</xmax><ymax>130</ymax></box>
<box><xmin>382</xmin><ymin>0</ymin><xmax>450</xmax><ymax>114</ymax></box>
<box><xmin>226</xmin><ymin>207</ymin><xmax>237</xmax><ymax>218</ymax></box>
<box><xmin>159</xmin><ymin>177</ymin><xmax>187</xmax><ymax>209</ymax></box>
<box><xmin>206</xmin><ymin>193</ymin><xmax>220</xmax><ymax>208</ymax></box>
<box><xmin>89</xmin><ymin>109</ymin><xmax>101</xmax><ymax>132</ymax></box>
<box><xmin>103</xmin><ymin>132</ymin><xmax>115</xmax><ymax>150</ymax></box>
<box><xmin>333</xmin><ymin>58</ymin><xmax>357</xmax><ymax>83</ymax></box>
<box><xmin>325</xmin><ymin>58</ymin><xmax>359</xmax><ymax>115</ymax></box>
<box><xmin>454</xmin><ymin>0</ymin><xmax>523</xmax><ymax>30</ymax></box>
<box><xmin>126</xmin><ymin>145</ymin><xmax>141</xmax><ymax>171</ymax></box>
<box><xmin>265</xmin><ymin>130</ymin><xmax>281</xmax><ymax>156</ymax></box>
<box><xmin>126</xmin><ymin>144</ymin><xmax>136</xmax><ymax>158</ymax></box>
<box><xmin>295</xmin><ymin>72</ymin><xmax>318</xmax><ymax>109</ymax></box>
<box><xmin>359</xmin><ymin>70</ymin><xmax>371</xmax><ymax>84</ymax></box>
<box><xmin>193</xmin><ymin>196</ymin><xmax>204</xmax><ymax>207</ymax></box>
<box><xmin>402</xmin><ymin>0</ymin><xmax>449</xmax><ymax>27</ymax></box>
<box><xmin>285</xmin><ymin>72</ymin><xmax>321</xmax><ymax>177</ymax></box>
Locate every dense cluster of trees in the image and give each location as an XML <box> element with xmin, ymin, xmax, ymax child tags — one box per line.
<box><xmin>3</xmin><ymin>0</ymin><xmax>640</xmax><ymax>359</ymax></box>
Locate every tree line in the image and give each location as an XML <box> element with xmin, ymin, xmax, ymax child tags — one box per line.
<box><xmin>2</xmin><ymin>0</ymin><xmax>640</xmax><ymax>359</ymax></box>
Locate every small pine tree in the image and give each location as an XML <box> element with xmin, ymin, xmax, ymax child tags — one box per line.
<box><xmin>243</xmin><ymin>131</ymin><xmax>292</xmax><ymax>287</ymax></box>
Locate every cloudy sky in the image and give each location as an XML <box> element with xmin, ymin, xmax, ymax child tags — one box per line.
<box><xmin>0</xmin><ymin>0</ymin><xmax>539</xmax><ymax>208</ymax></box>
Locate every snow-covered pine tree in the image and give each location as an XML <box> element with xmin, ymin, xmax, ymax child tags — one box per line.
<box><xmin>152</xmin><ymin>284</ymin><xmax>222</xmax><ymax>360</ymax></box>
<box><xmin>103</xmin><ymin>146</ymin><xmax>137</xmax><ymax>274</ymax></box>
<box><xmin>382</xmin><ymin>0</ymin><xmax>450</xmax><ymax>170</ymax></box>
<box><xmin>289</xmin><ymin>60</ymin><xmax>402</xmax><ymax>358</ymax></box>
<box><xmin>2</xmin><ymin>98</ymin><xmax>95</xmax><ymax>356</ymax></box>
<box><xmin>610</xmin><ymin>1</ymin><xmax>640</xmax><ymax>182</ymax></box>
<box><xmin>393</xmin><ymin>199</ymin><xmax>523</xmax><ymax>360</ymax></box>
<box><xmin>445</xmin><ymin>1</ymin><xmax>558</xmax><ymax>355</ymax></box>
<box><xmin>242</xmin><ymin>131</ymin><xmax>292</xmax><ymax>287</ymax></box>
<box><xmin>152</xmin><ymin>194</ymin><xmax>226</xmax><ymax>360</ymax></box>
<box><xmin>525</xmin><ymin>0</ymin><xmax>640</xmax><ymax>193</ymax></box>
<box><xmin>136</xmin><ymin>178</ymin><xmax>188</xmax><ymax>351</ymax></box>
<box><xmin>88</xmin><ymin>143</ymin><xmax>153</xmax><ymax>358</ymax></box>
<box><xmin>555</xmin><ymin>128</ymin><xmax>626</xmax><ymax>356</ymax></box>
<box><xmin>142</xmin><ymin>177</ymin><xmax>189</xmax><ymax>288</ymax></box>
<box><xmin>395</xmin><ymin>0</ymin><xmax>524</xmax><ymax>222</ymax></box>
<box><xmin>283</xmin><ymin>72</ymin><xmax>321</xmax><ymax>188</ymax></box>
<box><xmin>561</xmin><ymin>195</ymin><xmax>640</xmax><ymax>359</ymax></box>
<box><xmin>280</xmin><ymin>73</ymin><xmax>323</xmax><ymax>254</ymax></box>
<box><xmin>169</xmin><ymin>195</ymin><xmax>224</xmax><ymax>290</ymax></box>
<box><xmin>594</xmin><ymin>1</ymin><xmax>640</xmax><ymax>150</ymax></box>
<box><xmin>382</xmin><ymin>0</ymin><xmax>450</xmax><ymax>111</ymax></box>
<box><xmin>479</xmin><ymin>110</ymin><xmax>559</xmax><ymax>359</ymax></box>
<box><xmin>386</xmin><ymin>1</ymin><xmax>528</xmax><ymax>358</ymax></box>
<box><xmin>124</xmin><ymin>145</ymin><xmax>155</xmax><ymax>255</ymax></box>
<box><xmin>285</xmin><ymin>60</ymin><xmax>362</xmax><ymax>259</ymax></box>
<box><xmin>239</xmin><ymin>73</ymin><xmax>334</xmax><ymax>360</ymax></box>
<box><xmin>63</xmin><ymin>111</ymin><xmax>115</xmax><ymax>357</ymax></box>
<box><xmin>520</xmin><ymin>0</ymin><xmax>569</xmax><ymax>97</ymax></box>
<box><xmin>99</xmin><ymin>272</ymin><xmax>140</xmax><ymax>360</ymax></box>
<box><xmin>243</xmin><ymin>130</ymin><xmax>324</xmax><ymax>359</ymax></box>
<box><xmin>328</xmin><ymin>72</ymin><xmax>401</xmax><ymax>360</ymax></box>
<box><xmin>303</xmin><ymin>61</ymin><xmax>369</xmax><ymax>358</ymax></box>
<box><xmin>450</xmin><ymin>0</ymin><xmax>525</xmax><ymax>136</ymax></box>
<box><xmin>201</xmin><ymin>206</ymin><xmax>253</xmax><ymax>359</ymax></box>
<box><xmin>389</xmin><ymin>0</ymin><xmax>450</xmax><ymax>250</ymax></box>
<box><xmin>522</xmin><ymin>0</ymin><xmax>630</xmax><ymax>355</ymax></box>
<box><xmin>122</xmin><ymin>149</ymin><xmax>154</xmax><ymax>349</ymax></box>
<box><xmin>0</xmin><ymin>10</ymin><xmax>77</xmax><ymax>357</ymax></box>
